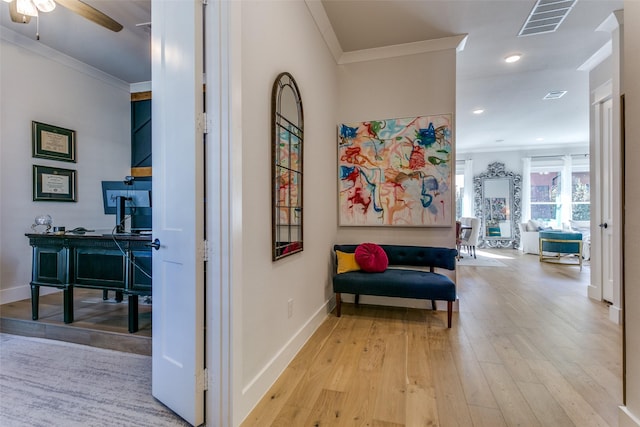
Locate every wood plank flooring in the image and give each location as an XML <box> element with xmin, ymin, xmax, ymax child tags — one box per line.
<box><xmin>0</xmin><ymin>288</ymin><xmax>151</xmax><ymax>355</ymax></box>
<box><xmin>242</xmin><ymin>249</ymin><xmax>622</xmax><ymax>427</ymax></box>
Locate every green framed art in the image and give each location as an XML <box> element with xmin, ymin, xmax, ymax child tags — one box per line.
<box><xmin>33</xmin><ymin>165</ymin><xmax>77</xmax><ymax>202</ymax></box>
<box><xmin>32</xmin><ymin>121</ymin><xmax>76</xmax><ymax>163</ymax></box>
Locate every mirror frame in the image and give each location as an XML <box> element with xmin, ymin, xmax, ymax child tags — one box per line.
<box><xmin>473</xmin><ymin>162</ymin><xmax>522</xmax><ymax>248</ymax></box>
<box><xmin>271</xmin><ymin>72</ymin><xmax>304</xmax><ymax>261</ymax></box>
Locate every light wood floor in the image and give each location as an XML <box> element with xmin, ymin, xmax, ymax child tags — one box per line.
<box><xmin>242</xmin><ymin>249</ymin><xmax>622</xmax><ymax>427</ymax></box>
<box><xmin>0</xmin><ymin>288</ymin><xmax>151</xmax><ymax>355</ymax></box>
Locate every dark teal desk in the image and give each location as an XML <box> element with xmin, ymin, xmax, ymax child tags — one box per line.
<box><xmin>25</xmin><ymin>233</ymin><xmax>152</xmax><ymax>333</ymax></box>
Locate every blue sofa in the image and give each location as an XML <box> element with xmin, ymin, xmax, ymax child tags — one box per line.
<box><xmin>332</xmin><ymin>244</ymin><xmax>457</xmax><ymax>327</ymax></box>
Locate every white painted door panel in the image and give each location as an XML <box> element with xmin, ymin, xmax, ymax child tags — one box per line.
<box><xmin>601</xmin><ymin>98</ymin><xmax>614</xmax><ymax>303</ymax></box>
<box><xmin>151</xmin><ymin>0</ymin><xmax>205</xmax><ymax>425</ymax></box>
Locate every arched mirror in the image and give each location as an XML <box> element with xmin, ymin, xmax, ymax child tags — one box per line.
<box><xmin>272</xmin><ymin>72</ymin><xmax>303</xmax><ymax>261</ymax></box>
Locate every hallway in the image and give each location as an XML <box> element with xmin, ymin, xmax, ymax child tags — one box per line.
<box><xmin>243</xmin><ymin>249</ymin><xmax>621</xmax><ymax>426</ymax></box>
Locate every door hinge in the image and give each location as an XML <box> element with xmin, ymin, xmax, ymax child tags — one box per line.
<box><xmin>197</xmin><ymin>368</ymin><xmax>209</xmax><ymax>391</ymax></box>
<box><xmin>200</xmin><ymin>240</ymin><xmax>209</xmax><ymax>262</ymax></box>
<box><xmin>201</xmin><ymin>112</ymin><xmax>208</xmax><ymax>135</ymax></box>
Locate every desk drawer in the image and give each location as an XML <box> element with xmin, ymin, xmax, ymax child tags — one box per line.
<box><xmin>31</xmin><ymin>246</ymin><xmax>69</xmax><ymax>286</ymax></box>
<box><xmin>74</xmin><ymin>248</ymin><xmax>126</xmax><ymax>289</ymax></box>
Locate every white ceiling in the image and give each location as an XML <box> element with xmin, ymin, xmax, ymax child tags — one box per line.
<box><xmin>0</xmin><ymin>0</ymin><xmax>623</xmax><ymax>153</ymax></box>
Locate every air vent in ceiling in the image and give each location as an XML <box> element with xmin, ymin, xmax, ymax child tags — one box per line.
<box><xmin>543</xmin><ymin>90</ymin><xmax>567</xmax><ymax>100</ymax></box>
<box><xmin>518</xmin><ymin>0</ymin><xmax>578</xmax><ymax>37</ymax></box>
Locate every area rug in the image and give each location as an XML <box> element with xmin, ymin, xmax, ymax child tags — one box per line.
<box><xmin>0</xmin><ymin>333</ymin><xmax>189</xmax><ymax>427</ymax></box>
<box><xmin>457</xmin><ymin>254</ymin><xmax>507</xmax><ymax>267</ymax></box>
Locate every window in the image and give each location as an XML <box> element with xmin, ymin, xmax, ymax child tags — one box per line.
<box><xmin>530</xmin><ymin>170</ymin><xmax>561</xmax><ymax>226</ymax></box>
<box><xmin>572</xmin><ymin>171</ymin><xmax>590</xmax><ymax>221</ymax></box>
<box><xmin>455</xmin><ymin>172</ymin><xmax>464</xmax><ymax>220</ymax></box>
<box><xmin>526</xmin><ymin>155</ymin><xmax>590</xmax><ymax>228</ymax></box>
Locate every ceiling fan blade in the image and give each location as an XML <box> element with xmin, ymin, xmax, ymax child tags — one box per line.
<box><xmin>8</xmin><ymin>1</ymin><xmax>32</xmax><ymax>24</ymax></box>
<box><xmin>55</xmin><ymin>0</ymin><xmax>123</xmax><ymax>32</ymax></box>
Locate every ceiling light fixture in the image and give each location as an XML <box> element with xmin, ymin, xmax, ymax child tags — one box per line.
<box><xmin>472</xmin><ymin>109</ymin><xmax>485</xmax><ymax>115</ymax></box>
<box><xmin>505</xmin><ymin>54</ymin><xmax>522</xmax><ymax>63</ymax></box>
<box><xmin>11</xmin><ymin>0</ymin><xmax>55</xmax><ymax>17</ymax></box>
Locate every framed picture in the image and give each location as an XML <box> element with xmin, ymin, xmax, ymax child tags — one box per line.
<box><xmin>32</xmin><ymin>121</ymin><xmax>76</xmax><ymax>162</ymax></box>
<box><xmin>33</xmin><ymin>165</ymin><xmax>77</xmax><ymax>202</ymax></box>
<box><xmin>338</xmin><ymin>113</ymin><xmax>453</xmax><ymax>227</ymax></box>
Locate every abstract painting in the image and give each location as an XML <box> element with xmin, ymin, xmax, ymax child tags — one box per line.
<box><xmin>338</xmin><ymin>114</ymin><xmax>453</xmax><ymax>226</ymax></box>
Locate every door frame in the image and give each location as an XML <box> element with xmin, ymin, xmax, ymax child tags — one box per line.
<box><xmin>204</xmin><ymin>0</ymin><xmax>237</xmax><ymax>424</ymax></box>
<box><xmin>590</xmin><ymin>79</ymin><xmax>623</xmax><ymax>324</ymax></box>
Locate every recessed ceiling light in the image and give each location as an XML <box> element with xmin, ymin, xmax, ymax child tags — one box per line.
<box><xmin>505</xmin><ymin>54</ymin><xmax>522</xmax><ymax>63</ymax></box>
<box><xmin>536</xmin><ymin>137</ymin><xmax>544</xmax><ymax>141</ymax></box>
<box><xmin>472</xmin><ymin>109</ymin><xmax>485</xmax><ymax>115</ymax></box>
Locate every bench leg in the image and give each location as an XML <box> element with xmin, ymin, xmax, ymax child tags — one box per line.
<box><xmin>431</xmin><ymin>300</ymin><xmax>436</xmax><ymax>310</ymax></box>
<box><xmin>335</xmin><ymin>293</ymin><xmax>341</xmax><ymax>317</ymax></box>
<box><xmin>354</xmin><ymin>294</ymin><xmax>360</xmax><ymax>306</ymax></box>
<box><xmin>447</xmin><ymin>301</ymin><xmax>453</xmax><ymax>328</ymax></box>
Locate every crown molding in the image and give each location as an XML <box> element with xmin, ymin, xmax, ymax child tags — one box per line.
<box><xmin>305</xmin><ymin>0</ymin><xmax>467</xmax><ymax>65</ymax></box>
<box><xmin>578</xmin><ymin>41</ymin><xmax>612</xmax><ymax>72</ymax></box>
<box><xmin>338</xmin><ymin>34</ymin><xmax>468</xmax><ymax>64</ymax></box>
<box><xmin>1</xmin><ymin>26</ymin><xmax>129</xmax><ymax>92</ymax></box>
<box><xmin>305</xmin><ymin>0</ymin><xmax>342</xmax><ymax>63</ymax></box>
<box><xmin>596</xmin><ymin>9</ymin><xmax>623</xmax><ymax>33</ymax></box>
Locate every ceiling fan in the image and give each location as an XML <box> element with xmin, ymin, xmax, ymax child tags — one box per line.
<box><xmin>5</xmin><ymin>0</ymin><xmax>123</xmax><ymax>32</ymax></box>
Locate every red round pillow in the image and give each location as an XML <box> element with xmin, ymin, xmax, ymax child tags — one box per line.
<box><xmin>354</xmin><ymin>243</ymin><xmax>389</xmax><ymax>273</ymax></box>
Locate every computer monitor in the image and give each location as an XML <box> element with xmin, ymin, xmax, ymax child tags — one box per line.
<box><xmin>101</xmin><ymin>180</ymin><xmax>152</xmax><ymax>232</ymax></box>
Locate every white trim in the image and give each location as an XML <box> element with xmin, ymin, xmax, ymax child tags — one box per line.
<box><xmin>458</xmin><ymin>141</ymin><xmax>588</xmax><ymax>155</ymax></box>
<box><xmin>304</xmin><ymin>0</ymin><xmax>467</xmax><ymax>65</ymax></box>
<box><xmin>130</xmin><ymin>82</ymin><xmax>152</xmax><ymax>93</ymax></box>
<box><xmin>205</xmin><ymin>0</ymin><xmax>236</xmax><ymax>425</ymax></box>
<box><xmin>578</xmin><ymin>41</ymin><xmax>612</xmax><ymax>72</ymax></box>
<box><xmin>338</xmin><ymin>35</ymin><xmax>468</xmax><ymax>65</ymax></box>
<box><xmin>596</xmin><ymin>10</ymin><xmax>624</xmax><ymax>33</ymax></box>
<box><xmin>619</xmin><ymin>406</ymin><xmax>640</xmax><ymax>427</ymax></box>
<box><xmin>609</xmin><ymin>304</ymin><xmax>622</xmax><ymax>324</ymax></box>
<box><xmin>304</xmin><ymin>0</ymin><xmax>342</xmax><ymax>63</ymax></box>
<box><xmin>1</xmin><ymin>27</ymin><xmax>129</xmax><ymax>92</ymax></box>
<box><xmin>0</xmin><ymin>285</ymin><xmax>59</xmax><ymax>306</ymax></box>
<box><xmin>593</xmin><ymin>80</ymin><xmax>613</xmax><ymax>105</ymax></box>
<box><xmin>240</xmin><ymin>300</ymin><xmax>335</xmax><ymax>420</ymax></box>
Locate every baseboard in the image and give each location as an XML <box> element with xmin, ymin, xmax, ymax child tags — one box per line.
<box><xmin>0</xmin><ymin>284</ymin><xmax>59</xmax><ymax>305</ymax></box>
<box><xmin>619</xmin><ymin>406</ymin><xmax>640</xmax><ymax>427</ymax></box>
<box><xmin>239</xmin><ymin>297</ymin><xmax>336</xmax><ymax>421</ymax></box>
<box><xmin>588</xmin><ymin>284</ymin><xmax>602</xmax><ymax>301</ymax></box>
<box><xmin>609</xmin><ymin>304</ymin><xmax>623</xmax><ymax>324</ymax></box>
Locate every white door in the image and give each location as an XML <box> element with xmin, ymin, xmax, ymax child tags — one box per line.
<box><xmin>600</xmin><ymin>98</ymin><xmax>614</xmax><ymax>303</ymax></box>
<box><xmin>151</xmin><ymin>0</ymin><xmax>205</xmax><ymax>425</ymax></box>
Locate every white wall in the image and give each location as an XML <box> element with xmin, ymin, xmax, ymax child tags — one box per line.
<box><xmin>336</xmin><ymin>50</ymin><xmax>457</xmax><ymax>249</ymax></box>
<box><xmin>0</xmin><ymin>31</ymin><xmax>131</xmax><ymax>304</ymax></box>
<box><xmin>464</xmin><ymin>146</ymin><xmax>589</xmax><ymax>178</ymax></box>
<box><xmin>622</xmin><ymin>3</ymin><xmax>640</xmax><ymax>426</ymax></box>
<box><xmin>237</xmin><ymin>0</ymin><xmax>339</xmax><ymax>421</ymax></box>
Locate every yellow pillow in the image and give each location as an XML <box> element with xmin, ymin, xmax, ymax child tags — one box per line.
<box><xmin>336</xmin><ymin>250</ymin><xmax>360</xmax><ymax>274</ymax></box>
